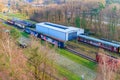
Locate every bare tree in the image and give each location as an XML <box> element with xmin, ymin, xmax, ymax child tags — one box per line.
<box><xmin>96</xmin><ymin>49</ymin><xmax>120</xmax><ymax>80</ymax></box>
<box><xmin>0</xmin><ymin>31</ymin><xmax>34</xmax><ymax>80</ymax></box>
<box><xmin>24</xmin><ymin>36</ymin><xmax>58</xmax><ymax>80</ymax></box>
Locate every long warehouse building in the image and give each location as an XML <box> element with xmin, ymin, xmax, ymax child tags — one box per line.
<box><xmin>36</xmin><ymin>22</ymin><xmax>84</xmax><ymax>41</ymax></box>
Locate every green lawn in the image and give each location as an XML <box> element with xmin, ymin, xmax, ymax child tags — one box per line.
<box><xmin>56</xmin><ymin>65</ymin><xmax>81</xmax><ymax>80</ymax></box>
<box><xmin>20</xmin><ymin>32</ymin><xmax>29</xmax><ymax>38</ymax></box>
<box><xmin>57</xmin><ymin>49</ymin><xmax>97</xmax><ymax>70</ymax></box>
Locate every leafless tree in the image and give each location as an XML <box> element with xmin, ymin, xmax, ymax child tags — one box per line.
<box><xmin>0</xmin><ymin>31</ymin><xmax>34</xmax><ymax>80</ymax></box>
<box><xmin>24</xmin><ymin>36</ymin><xmax>58</xmax><ymax>80</ymax></box>
<box><xmin>96</xmin><ymin>49</ymin><xmax>120</xmax><ymax>80</ymax></box>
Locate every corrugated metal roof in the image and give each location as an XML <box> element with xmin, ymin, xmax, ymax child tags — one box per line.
<box><xmin>44</xmin><ymin>22</ymin><xmax>68</xmax><ymax>30</ymax></box>
<box><xmin>36</xmin><ymin>22</ymin><xmax>79</xmax><ymax>33</ymax></box>
<box><xmin>78</xmin><ymin>35</ymin><xmax>120</xmax><ymax>47</ymax></box>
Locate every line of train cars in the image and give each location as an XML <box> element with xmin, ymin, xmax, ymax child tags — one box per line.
<box><xmin>78</xmin><ymin>35</ymin><xmax>120</xmax><ymax>53</ymax></box>
<box><xmin>7</xmin><ymin>18</ymin><xmax>35</xmax><ymax>28</ymax></box>
<box><xmin>7</xmin><ymin>19</ymin><xmax>120</xmax><ymax>53</ymax></box>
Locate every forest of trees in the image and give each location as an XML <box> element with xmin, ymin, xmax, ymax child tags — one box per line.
<box><xmin>0</xmin><ymin>1</ymin><xmax>120</xmax><ymax>54</ymax></box>
<box><xmin>12</xmin><ymin>0</ymin><xmax>120</xmax><ymax>41</ymax></box>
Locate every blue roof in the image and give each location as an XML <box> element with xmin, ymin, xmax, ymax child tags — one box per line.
<box><xmin>78</xmin><ymin>35</ymin><xmax>120</xmax><ymax>47</ymax></box>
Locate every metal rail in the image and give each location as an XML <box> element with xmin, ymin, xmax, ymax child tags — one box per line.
<box><xmin>65</xmin><ymin>46</ymin><xmax>97</xmax><ymax>63</ymax></box>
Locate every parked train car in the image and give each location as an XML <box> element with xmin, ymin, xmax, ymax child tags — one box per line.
<box><xmin>78</xmin><ymin>34</ymin><xmax>120</xmax><ymax>53</ymax></box>
<box><xmin>14</xmin><ymin>20</ymin><xmax>26</xmax><ymax>28</ymax></box>
<box><xmin>7</xmin><ymin>19</ymin><xmax>15</xmax><ymax>25</ymax></box>
<box><xmin>24</xmin><ymin>27</ymin><xmax>38</xmax><ymax>37</ymax></box>
<box><xmin>24</xmin><ymin>27</ymin><xmax>65</xmax><ymax>48</ymax></box>
<box><xmin>37</xmin><ymin>33</ymin><xmax>65</xmax><ymax>48</ymax></box>
<box><xmin>7</xmin><ymin>19</ymin><xmax>35</xmax><ymax>29</ymax></box>
<box><xmin>20</xmin><ymin>20</ymin><xmax>35</xmax><ymax>28</ymax></box>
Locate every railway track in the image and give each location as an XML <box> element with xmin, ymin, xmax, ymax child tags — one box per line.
<box><xmin>1</xmin><ymin>18</ymin><xmax>97</xmax><ymax>63</ymax></box>
<box><xmin>65</xmin><ymin>46</ymin><xmax>97</xmax><ymax>63</ymax></box>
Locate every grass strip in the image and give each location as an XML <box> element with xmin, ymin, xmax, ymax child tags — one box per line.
<box><xmin>57</xmin><ymin>49</ymin><xmax>97</xmax><ymax>70</ymax></box>
<box><xmin>55</xmin><ymin>65</ymin><xmax>81</xmax><ymax>80</ymax></box>
<box><xmin>20</xmin><ymin>32</ymin><xmax>29</xmax><ymax>38</ymax></box>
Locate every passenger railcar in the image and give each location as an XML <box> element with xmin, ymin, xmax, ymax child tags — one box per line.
<box><xmin>78</xmin><ymin>35</ymin><xmax>120</xmax><ymax>53</ymax></box>
<box><xmin>24</xmin><ymin>27</ymin><xmax>38</xmax><ymax>37</ymax></box>
<box><xmin>37</xmin><ymin>33</ymin><xmax>65</xmax><ymax>48</ymax></box>
<box><xmin>14</xmin><ymin>20</ymin><xmax>26</xmax><ymax>28</ymax></box>
<box><xmin>7</xmin><ymin>19</ymin><xmax>35</xmax><ymax>29</ymax></box>
<box><xmin>7</xmin><ymin>19</ymin><xmax>15</xmax><ymax>25</ymax></box>
<box><xmin>24</xmin><ymin>27</ymin><xmax>65</xmax><ymax>48</ymax></box>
